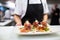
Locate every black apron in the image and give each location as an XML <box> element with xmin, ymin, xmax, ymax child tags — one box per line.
<box><xmin>22</xmin><ymin>0</ymin><xmax>43</xmax><ymax>25</ymax></box>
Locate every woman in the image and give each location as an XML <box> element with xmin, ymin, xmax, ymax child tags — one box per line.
<box><xmin>13</xmin><ymin>0</ymin><xmax>49</xmax><ymax>26</ymax></box>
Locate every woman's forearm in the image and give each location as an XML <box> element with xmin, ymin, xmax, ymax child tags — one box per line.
<box><xmin>43</xmin><ymin>14</ymin><xmax>48</xmax><ymax>22</ymax></box>
<box><xmin>14</xmin><ymin>14</ymin><xmax>22</xmax><ymax>24</ymax></box>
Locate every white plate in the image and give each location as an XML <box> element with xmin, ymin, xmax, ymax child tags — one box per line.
<box><xmin>15</xmin><ymin>25</ymin><xmax>60</xmax><ymax>35</ymax></box>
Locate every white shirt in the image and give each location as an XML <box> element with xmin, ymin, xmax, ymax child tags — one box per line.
<box><xmin>13</xmin><ymin>0</ymin><xmax>49</xmax><ymax>18</ymax></box>
<box><xmin>29</xmin><ymin>0</ymin><xmax>41</xmax><ymax>4</ymax></box>
<box><xmin>5</xmin><ymin>1</ymin><xmax>15</xmax><ymax>10</ymax></box>
<box><xmin>4</xmin><ymin>1</ymin><xmax>15</xmax><ymax>18</ymax></box>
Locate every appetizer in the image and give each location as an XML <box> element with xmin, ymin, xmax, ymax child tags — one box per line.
<box><xmin>33</xmin><ymin>20</ymin><xmax>39</xmax><ymax>28</ymax></box>
<box><xmin>24</xmin><ymin>20</ymin><xmax>32</xmax><ymax>30</ymax></box>
<box><xmin>20</xmin><ymin>20</ymin><xmax>32</xmax><ymax>32</ymax></box>
<box><xmin>20</xmin><ymin>20</ymin><xmax>49</xmax><ymax>33</ymax></box>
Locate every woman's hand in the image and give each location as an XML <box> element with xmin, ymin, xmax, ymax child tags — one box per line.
<box><xmin>16</xmin><ymin>23</ymin><xmax>22</xmax><ymax>26</ymax></box>
<box><xmin>14</xmin><ymin>14</ymin><xmax>22</xmax><ymax>26</ymax></box>
<box><xmin>43</xmin><ymin>14</ymin><xmax>48</xmax><ymax>23</ymax></box>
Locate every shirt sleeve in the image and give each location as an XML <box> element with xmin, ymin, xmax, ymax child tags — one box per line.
<box><xmin>42</xmin><ymin>0</ymin><xmax>49</xmax><ymax>14</ymax></box>
<box><xmin>12</xmin><ymin>0</ymin><xmax>22</xmax><ymax>16</ymax></box>
<box><xmin>5</xmin><ymin>1</ymin><xmax>15</xmax><ymax>10</ymax></box>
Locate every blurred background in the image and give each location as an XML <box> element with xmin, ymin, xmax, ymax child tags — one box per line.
<box><xmin>0</xmin><ymin>0</ymin><xmax>60</xmax><ymax>26</ymax></box>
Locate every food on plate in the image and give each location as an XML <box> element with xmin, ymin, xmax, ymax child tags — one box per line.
<box><xmin>20</xmin><ymin>20</ymin><xmax>50</xmax><ymax>33</ymax></box>
<box><xmin>24</xmin><ymin>20</ymin><xmax>32</xmax><ymax>30</ymax></box>
<box><xmin>36</xmin><ymin>25</ymin><xmax>49</xmax><ymax>32</ymax></box>
<box><xmin>33</xmin><ymin>20</ymin><xmax>39</xmax><ymax>28</ymax></box>
<box><xmin>36</xmin><ymin>25</ymin><xmax>45</xmax><ymax>31</ymax></box>
<box><xmin>41</xmin><ymin>22</ymin><xmax>47</xmax><ymax>27</ymax></box>
<box><xmin>20</xmin><ymin>28</ymin><xmax>30</xmax><ymax>32</ymax></box>
<box><xmin>20</xmin><ymin>20</ymin><xmax>32</xmax><ymax>32</ymax></box>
